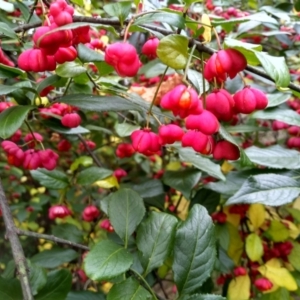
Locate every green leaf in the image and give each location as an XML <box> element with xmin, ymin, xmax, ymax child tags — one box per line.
<box><xmin>31</xmin><ymin>248</ymin><xmax>78</xmax><ymax>268</ymax></box>
<box><xmin>252</xmin><ymin>107</ymin><xmax>300</xmax><ymax>126</ymax></box>
<box><xmin>0</xmin><ymin>105</ymin><xmax>34</xmax><ymax>139</ymax></box>
<box><xmin>77</xmin><ymin>44</ymin><xmax>104</xmax><ymax>63</ymax></box>
<box><xmin>187</xmin><ymin>69</ymin><xmax>210</xmax><ymax>95</ymax></box>
<box><xmin>295</xmin><ymin>0</ymin><xmax>300</xmax><ymax>11</ymax></box>
<box><xmin>56</xmin><ymin>62</ymin><xmax>87</xmax><ymax>78</ymax></box>
<box><xmin>0</xmin><ymin>63</ymin><xmax>26</xmax><ymax>79</ymax></box>
<box><xmin>260</xmin><ymin>288</ymin><xmax>290</xmax><ymax>300</ymax></box>
<box><xmin>179</xmin><ymin>294</ymin><xmax>225</xmax><ymax>300</ymax></box>
<box><xmin>157</xmin><ymin>35</ymin><xmax>189</xmax><ymax>70</ymax></box>
<box><xmin>136</xmin><ymin>212</ymin><xmax>178</xmax><ymax>275</ymax></box>
<box><xmin>191</xmin><ymin>189</ymin><xmax>220</xmax><ymax>214</ymax></box>
<box><xmin>245</xmin><ymin>233</ymin><xmax>263</xmax><ymax>262</ymax></box>
<box><xmin>267</xmin><ymin>93</ymin><xmax>291</xmax><ymax>107</ymax></box>
<box><xmin>245</xmin><ymin>145</ymin><xmax>300</xmax><ymax>169</ymax></box>
<box><xmin>115</xmin><ymin>123</ymin><xmax>140</xmax><ymax>137</ymax></box>
<box><xmin>52</xmin><ymin>224</ymin><xmax>83</xmax><ymax>244</ymax></box>
<box><xmin>178</xmin><ymin>147</ymin><xmax>225</xmax><ymax>180</ymax></box>
<box><xmin>285</xmin><ymin>207</ymin><xmax>300</xmax><ymax>223</ymax></box>
<box><xmin>29</xmin><ymin>262</ymin><xmax>47</xmax><ymax>295</ymax></box>
<box><xmin>35</xmin><ymin>269</ymin><xmax>72</xmax><ymax>300</ymax></box>
<box><xmin>288</xmin><ymin>243</ymin><xmax>300</xmax><ymax>271</ymax></box>
<box><xmin>226</xmin><ymin>174</ymin><xmax>300</xmax><ymax>206</ymax></box>
<box><xmin>59</xmin><ymin>94</ymin><xmax>142</xmax><ymax>112</ymax></box>
<box><xmin>84</xmin><ymin>239</ymin><xmax>133</xmax><ymax>280</ymax></box>
<box><xmin>224</xmin><ymin>124</ymin><xmax>268</xmax><ymax>133</ymax></box>
<box><xmin>138</xmin><ymin>58</ymin><xmax>175</xmax><ymax>78</ymax></box>
<box><xmin>103</xmin><ymin>1</ymin><xmax>132</xmax><ymax>26</ymax></box>
<box><xmin>0</xmin><ymin>277</ymin><xmax>22</xmax><ymax>300</ymax></box>
<box><xmin>30</xmin><ymin>169</ymin><xmax>69</xmax><ymax>189</ymax></box>
<box><xmin>0</xmin><ymin>0</ymin><xmax>14</xmax><ymax>12</ymax></box>
<box><xmin>163</xmin><ymin>169</ymin><xmax>202</xmax><ymax>199</ymax></box>
<box><xmin>0</xmin><ymin>22</ymin><xmax>17</xmax><ymax>38</ymax></box>
<box><xmin>70</xmin><ymin>156</ymin><xmax>93</xmax><ymax>171</ymax></box>
<box><xmin>42</xmin><ymin>119</ymin><xmax>90</xmax><ymax>135</ymax></box>
<box><xmin>77</xmin><ymin>166</ymin><xmax>113</xmax><ymax>185</ymax></box>
<box><xmin>134</xmin><ymin>11</ymin><xmax>185</xmax><ymax>28</ymax></box>
<box><xmin>37</xmin><ymin>75</ymin><xmax>61</xmax><ymax>95</ymax></box>
<box><xmin>264</xmin><ymin>220</ymin><xmax>289</xmax><ymax>242</ymax></box>
<box><xmin>66</xmin><ymin>291</ymin><xmax>105</xmax><ymax>300</ymax></box>
<box><xmin>108</xmin><ymin>188</ymin><xmax>146</xmax><ymax>244</ymax></box>
<box><xmin>107</xmin><ymin>277</ymin><xmax>152</xmax><ymax>300</ymax></box>
<box><xmin>255</xmin><ymin>51</ymin><xmax>290</xmax><ymax>87</ymax></box>
<box><xmin>215</xmin><ymin>224</ymin><xmax>230</xmax><ymax>251</ymax></box>
<box><xmin>173</xmin><ymin>204</ymin><xmax>216</xmax><ymax>295</ymax></box>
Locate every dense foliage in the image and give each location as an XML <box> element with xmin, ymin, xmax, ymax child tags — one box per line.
<box><xmin>1</xmin><ymin>0</ymin><xmax>300</xmax><ymax>299</ymax></box>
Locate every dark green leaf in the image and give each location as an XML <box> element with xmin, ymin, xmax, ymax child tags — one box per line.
<box><xmin>0</xmin><ymin>105</ymin><xmax>34</xmax><ymax>139</ymax></box>
<box><xmin>56</xmin><ymin>62</ymin><xmax>87</xmax><ymax>78</ymax></box>
<box><xmin>178</xmin><ymin>147</ymin><xmax>225</xmax><ymax>181</ymax></box>
<box><xmin>42</xmin><ymin>119</ymin><xmax>90</xmax><ymax>135</ymax></box>
<box><xmin>94</xmin><ymin>61</ymin><xmax>115</xmax><ymax>76</ymax></box>
<box><xmin>226</xmin><ymin>174</ymin><xmax>300</xmax><ymax>206</ymax></box>
<box><xmin>157</xmin><ymin>34</ymin><xmax>189</xmax><ymax>69</ymax></box>
<box><xmin>245</xmin><ymin>145</ymin><xmax>300</xmax><ymax>169</ymax></box>
<box><xmin>0</xmin><ymin>63</ymin><xmax>26</xmax><ymax>79</ymax></box>
<box><xmin>107</xmin><ymin>277</ymin><xmax>152</xmax><ymax>300</ymax></box>
<box><xmin>31</xmin><ymin>248</ymin><xmax>78</xmax><ymax>268</ymax></box>
<box><xmin>255</xmin><ymin>52</ymin><xmax>290</xmax><ymax>87</ymax></box>
<box><xmin>59</xmin><ymin>94</ymin><xmax>142</xmax><ymax>112</ymax></box>
<box><xmin>295</xmin><ymin>0</ymin><xmax>300</xmax><ymax>11</ymax></box>
<box><xmin>288</xmin><ymin>243</ymin><xmax>300</xmax><ymax>271</ymax></box>
<box><xmin>52</xmin><ymin>224</ymin><xmax>83</xmax><ymax>244</ymax></box>
<box><xmin>115</xmin><ymin>123</ymin><xmax>140</xmax><ymax>137</ymax></box>
<box><xmin>0</xmin><ymin>277</ymin><xmax>22</xmax><ymax>300</ymax></box>
<box><xmin>30</xmin><ymin>169</ymin><xmax>69</xmax><ymax>189</ymax></box>
<box><xmin>163</xmin><ymin>169</ymin><xmax>202</xmax><ymax>199</ymax></box>
<box><xmin>138</xmin><ymin>59</ymin><xmax>175</xmax><ymax>78</ymax></box>
<box><xmin>134</xmin><ymin>11</ymin><xmax>185</xmax><ymax>28</ymax></box>
<box><xmin>136</xmin><ymin>212</ymin><xmax>178</xmax><ymax>275</ymax></box>
<box><xmin>29</xmin><ymin>262</ymin><xmax>47</xmax><ymax>295</ymax></box>
<box><xmin>77</xmin><ymin>166</ymin><xmax>113</xmax><ymax>185</ymax></box>
<box><xmin>191</xmin><ymin>189</ymin><xmax>220</xmax><ymax>214</ymax></box>
<box><xmin>215</xmin><ymin>224</ymin><xmax>230</xmax><ymax>251</ymax></box>
<box><xmin>103</xmin><ymin>1</ymin><xmax>132</xmax><ymax>25</ymax></box>
<box><xmin>108</xmin><ymin>188</ymin><xmax>146</xmax><ymax>244</ymax></box>
<box><xmin>224</xmin><ymin>124</ymin><xmax>268</xmax><ymax>133</ymax></box>
<box><xmin>179</xmin><ymin>294</ymin><xmax>225</xmax><ymax>300</ymax></box>
<box><xmin>37</xmin><ymin>75</ymin><xmax>61</xmax><ymax>94</ymax></box>
<box><xmin>35</xmin><ymin>269</ymin><xmax>72</xmax><ymax>300</ymax></box>
<box><xmin>260</xmin><ymin>287</ymin><xmax>289</xmax><ymax>300</ymax></box>
<box><xmin>173</xmin><ymin>204</ymin><xmax>216</xmax><ymax>295</ymax></box>
<box><xmin>84</xmin><ymin>239</ymin><xmax>133</xmax><ymax>280</ymax></box>
<box><xmin>66</xmin><ymin>291</ymin><xmax>105</xmax><ymax>300</ymax></box>
<box><xmin>252</xmin><ymin>107</ymin><xmax>300</xmax><ymax>126</ymax></box>
<box><xmin>187</xmin><ymin>69</ymin><xmax>210</xmax><ymax>95</ymax></box>
<box><xmin>77</xmin><ymin>44</ymin><xmax>104</xmax><ymax>63</ymax></box>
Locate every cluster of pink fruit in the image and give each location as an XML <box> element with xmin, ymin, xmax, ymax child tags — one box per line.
<box><xmin>1</xmin><ymin>135</ymin><xmax>58</xmax><ymax>170</ymax></box>
<box><xmin>17</xmin><ymin>0</ymin><xmax>91</xmax><ymax>72</ymax></box>
<box><xmin>40</xmin><ymin>102</ymin><xmax>81</xmax><ymax>128</ymax></box>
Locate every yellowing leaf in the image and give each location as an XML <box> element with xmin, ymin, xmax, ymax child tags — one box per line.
<box><xmin>221</xmin><ymin>161</ymin><xmax>234</xmax><ymax>174</ymax></box>
<box><xmin>201</xmin><ymin>14</ymin><xmax>212</xmax><ymax>43</ymax></box>
<box><xmin>94</xmin><ymin>176</ymin><xmax>119</xmax><ymax>189</ymax></box>
<box><xmin>227</xmin><ymin>222</ymin><xmax>244</xmax><ymax>265</ymax></box>
<box><xmin>292</xmin><ymin>197</ymin><xmax>300</xmax><ymax>210</ymax></box>
<box><xmin>224</xmin><ymin>206</ymin><xmax>241</xmax><ymax>227</ymax></box>
<box><xmin>245</xmin><ymin>233</ymin><xmax>263</xmax><ymax>262</ymax></box>
<box><xmin>227</xmin><ymin>275</ymin><xmax>250</xmax><ymax>300</ymax></box>
<box><xmin>264</xmin><ymin>220</ymin><xmax>289</xmax><ymax>242</ymax></box>
<box><xmin>258</xmin><ymin>263</ymin><xmax>297</xmax><ymax>291</ymax></box>
<box><xmin>248</xmin><ymin>203</ymin><xmax>265</xmax><ymax>230</ymax></box>
<box><xmin>266</xmin><ymin>258</ymin><xmax>282</xmax><ymax>268</ymax></box>
<box><xmin>282</xmin><ymin>220</ymin><xmax>300</xmax><ymax>239</ymax></box>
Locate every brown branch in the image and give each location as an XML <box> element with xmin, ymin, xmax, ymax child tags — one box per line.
<box><xmin>77</xmin><ymin>134</ymin><xmax>103</xmax><ymax>167</ymax></box>
<box><xmin>0</xmin><ymin>179</ymin><xmax>33</xmax><ymax>300</ymax></box>
<box><xmin>16</xmin><ymin>229</ymin><xmax>90</xmax><ymax>251</ymax></box>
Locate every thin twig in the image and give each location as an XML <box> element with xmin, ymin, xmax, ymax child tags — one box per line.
<box><xmin>0</xmin><ymin>179</ymin><xmax>33</xmax><ymax>300</ymax></box>
<box><xmin>77</xmin><ymin>134</ymin><xmax>102</xmax><ymax>167</ymax></box>
<box><xmin>16</xmin><ymin>229</ymin><xmax>89</xmax><ymax>251</ymax></box>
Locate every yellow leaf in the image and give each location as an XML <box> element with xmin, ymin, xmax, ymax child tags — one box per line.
<box><xmin>265</xmin><ymin>220</ymin><xmax>289</xmax><ymax>242</ymax></box>
<box><xmin>224</xmin><ymin>206</ymin><xmax>241</xmax><ymax>227</ymax></box>
<box><xmin>292</xmin><ymin>197</ymin><xmax>300</xmax><ymax>210</ymax></box>
<box><xmin>221</xmin><ymin>161</ymin><xmax>234</xmax><ymax>174</ymax></box>
<box><xmin>258</xmin><ymin>262</ymin><xmax>297</xmax><ymax>291</ymax></box>
<box><xmin>245</xmin><ymin>233</ymin><xmax>263</xmax><ymax>262</ymax></box>
<box><xmin>227</xmin><ymin>223</ymin><xmax>244</xmax><ymax>265</ymax></box>
<box><xmin>201</xmin><ymin>14</ymin><xmax>212</xmax><ymax>43</ymax></box>
<box><xmin>266</xmin><ymin>258</ymin><xmax>282</xmax><ymax>268</ymax></box>
<box><xmin>94</xmin><ymin>176</ymin><xmax>119</xmax><ymax>189</ymax></box>
<box><xmin>282</xmin><ymin>220</ymin><xmax>300</xmax><ymax>239</ymax></box>
<box><xmin>248</xmin><ymin>203</ymin><xmax>265</xmax><ymax>230</ymax></box>
<box><xmin>227</xmin><ymin>275</ymin><xmax>250</xmax><ymax>300</ymax></box>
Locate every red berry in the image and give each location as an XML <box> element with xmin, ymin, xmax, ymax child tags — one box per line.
<box><xmin>61</xmin><ymin>113</ymin><xmax>81</xmax><ymax>128</ymax></box>
<box><xmin>115</xmin><ymin>143</ymin><xmax>135</xmax><ymax>158</ymax></box>
<box><xmin>82</xmin><ymin>205</ymin><xmax>100</xmax><ymax>222</ymax></box>
<box><xmin>158</xmin><ymin>124</ymin><xmax>184</xmax><ymax>145</ymax></box>
<box><xmin>0</xmin><ymin>102</ymin><xmax>14</xmax><ymax>113</ymax></box>
<box><xmin>23</xmin><ymin>150</ymin><xmax>42</xmax><ymax>170</ymax></box>
<box><xmin>233</xmin><ymin>266</ymin><xmax>247</xmax><ymax>276</ymax></box>
<box><xmin>211</xmin><ymin>211</ymin><xmax>227</xmax><ymax>223</ymax></box>
<box><xmin>182</xmin><ymin>130</ymin><xmax>214</xmax><ymax>155</ymax></box>
<box><xmin>113</xmin><ymin>168</ymin><xmax>127</xmax><ymax>182</ymax></box>
<box><xmin>142</xmin><ymin>37</ymin><xmax>159</xmax><ymax>59</ymax></box>
<box><xmin>57</xmin><ymin>139</ymin><xmax>72</xmax><ymax>152</ymax></box>
<box><xmin>100</xmin><ymin>219</ymin><xmax>114</xmax><ymax>232</ymax></box>
<box><xmin>38</xmin><ymin>149</ymin><xmax>59</xmax><ymax>170</ymax></box>
<box><xmin>1</xmin><ymin>141</ymin><xmax>25</xmax><ymax>167</ymax></box>
<box><xmin>233</xmin><ymin>87</ymin><xmax>258</xmax><ymax>114</ymax></box>
<box><xmin>254</xmin><ymin>278</ymin><xmax>273</xmax><ymax>291</ymax></box>
<box><xmin>24</xmin><ymin>132</ymin><xmax>43</xmax><ymax>148</ymax></box>
<box><xmin>54</xmin><ymin>46</ymin><xmax>77</xmax><ymax>64</ymax></box>
<box><xmin>213</xmin><ymin>140</ymin><xmax>240</xmax><ymax>160</ymax></box>
<box><xmin>79</xmin><ymin>140</ymin><xmax>96</xmax><ymax>152</ymax></box>
<box><xmin>272</xmin><ymin>120</ymin><xmax>289</xmax><ymax>131</ymax></box>
<box><xmin>48</xmin><ymin>205</ymin><xmax>71</xmax><ymax>219</ymax></box>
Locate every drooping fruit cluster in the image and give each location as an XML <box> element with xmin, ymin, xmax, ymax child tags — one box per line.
<box><xmin>104</xmin><ymin>42</ymin><xmax>142</xmax><ymax>77</ymax></box>
<box><xmin>18</xmin><ymin>0</ymin><xmax>91</xmax><ymax>72</ymax></box>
